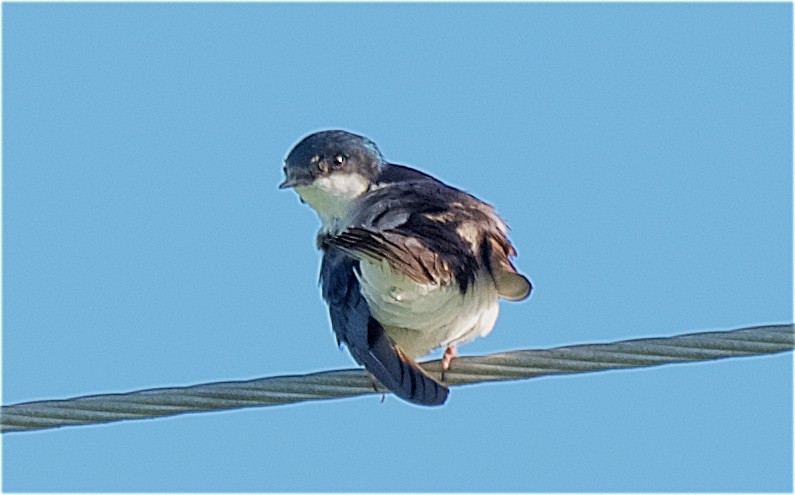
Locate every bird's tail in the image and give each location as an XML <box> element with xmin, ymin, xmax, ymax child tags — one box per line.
<box><xmin>355</xmin><ymin>319</ymin><xmax>449</xmax><ymax>406</ymax></box>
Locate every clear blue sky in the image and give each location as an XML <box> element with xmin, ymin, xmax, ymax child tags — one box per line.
<box><xmin>3</xmin><ymin>3</ymin><xmax>792</xmax><ymax>492</ymax></box>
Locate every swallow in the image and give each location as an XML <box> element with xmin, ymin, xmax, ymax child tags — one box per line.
<box><xmin>280</xmin><ymin>130</ymin><xmax>531</xmax><ymax>405</ymax></box>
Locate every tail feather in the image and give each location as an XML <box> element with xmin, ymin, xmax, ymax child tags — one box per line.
<box><xmin>322</xmin><ymin>249</ymin><xmax>448</xmax><ymax>406</ymax></box>
<box><xmin>352</xmin><ymin>318</ymin><xmax>448</xmax><ymax>406</ymax></box>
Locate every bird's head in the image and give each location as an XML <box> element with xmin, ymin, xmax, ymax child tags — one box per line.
<box><xmin>280</xmin><ymin>130</ymin><xmax>385</xmax><ymax>222</ymax></box>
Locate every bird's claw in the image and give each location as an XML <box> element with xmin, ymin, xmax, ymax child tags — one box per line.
<box><xmin>367</xmin><ymin>373</ymin><xmax>387</xmax><ymax>403</ymax></box>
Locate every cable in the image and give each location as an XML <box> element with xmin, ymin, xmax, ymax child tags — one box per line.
<box><xmin>2</xmin><ymin>323</ymin><xmax>792</xmax><ymax>433</ymax></box>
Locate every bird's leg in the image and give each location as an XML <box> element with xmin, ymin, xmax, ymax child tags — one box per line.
<box><xmin>367</xmin><ymin>372</ymin><xmax>387</xmax><ymax>403</ymax></box>
<box><xmin>440</xmin><ymin>345</ymin><xmax>457</xmax><ymax>381</ymax></box>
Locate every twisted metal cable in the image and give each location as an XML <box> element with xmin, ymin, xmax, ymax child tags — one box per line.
<box><xmin>3</xmin><ymin>323</ymin><xmax>792</xmax><ymax>433</ymax></box>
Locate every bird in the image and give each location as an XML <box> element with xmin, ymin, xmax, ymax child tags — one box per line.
<box><xmin>279</xmin><ymin>130</ymin><xmax>531</xmax><ymax>406</ymax></box>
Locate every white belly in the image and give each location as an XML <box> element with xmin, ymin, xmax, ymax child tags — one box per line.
<box><xmin>356</xmin><ymin>259</ymin><xmax>500</xmax><ymax>358</ymax></box>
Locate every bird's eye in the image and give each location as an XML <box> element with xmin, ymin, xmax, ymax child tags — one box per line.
<box><xmin>332</xmin><ymin>154</ymin><xmax>346</xmax><ymax>167</ymax></box>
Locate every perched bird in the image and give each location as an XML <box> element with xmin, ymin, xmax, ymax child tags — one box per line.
<box><xmin>280</xmin><ymin>130</ymin><xmax>531</xmax><ymax>406</ymax></box>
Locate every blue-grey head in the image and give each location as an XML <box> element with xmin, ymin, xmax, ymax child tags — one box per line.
<box><xmin>280</xmin><ymin>130</ymin><xmax>385</xmax><ymax>222</ymax></box>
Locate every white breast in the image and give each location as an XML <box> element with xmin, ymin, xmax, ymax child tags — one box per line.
<box><xmin>356</xmin><ymin>259</ymin><xmax>500</xmax><ymax>358</ymax></box>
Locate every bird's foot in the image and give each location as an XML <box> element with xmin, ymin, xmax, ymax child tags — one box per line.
<box><xmin>440</xmin><ymin>345</ymin><xmax>457</xmax><ymax>381</ymax></box>
<box><xmin>367</xmin><ymin>373</ymin><xmax>387</xmax><ymax>403</ymax></box>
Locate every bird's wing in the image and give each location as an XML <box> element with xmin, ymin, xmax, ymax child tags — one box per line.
<box><xmin>328</xmin><ymin>179</ymin><xmax>532</xmax><ymax>299</ymax></box>
<box><xmin>327</xmin><ymin>227</ymin><xmax>461</xmax><ymax>287</ymax></box>
<box><xmin>319</xmin><ymin>248</ymin><xmax>449</xmax><ymax>406</ymax></box>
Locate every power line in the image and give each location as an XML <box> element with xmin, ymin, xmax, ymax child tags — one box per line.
<box><xmin>2</xmin><ymin>323</ymin><xmax>792</xmax><ymax>433</ymax></box>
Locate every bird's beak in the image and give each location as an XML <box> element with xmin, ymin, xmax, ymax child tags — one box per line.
<box><xmin>279</xmin><ymin>169</ymin><xmax>313</xmax><ymax>189</ymax></box>
<box><xmin>279</xmin><ymin>175</ymin><xmax>313</xmax><ymax>189</ymax></box>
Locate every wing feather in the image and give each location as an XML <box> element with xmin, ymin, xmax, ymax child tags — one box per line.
<box><xmin>319</xmin><ymin>249</ymin><xmax>449</xmax><ymax>406</ymax></box>
<box><xmin>330</xmin><ymin>178</ymin><xmax>529</xmax><ymax>295</ymax></box>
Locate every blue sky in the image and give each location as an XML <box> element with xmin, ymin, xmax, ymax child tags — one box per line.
<box><xmin>3</xmin><ymin>3</ymin><xmax>792</xmax><ymax>492</ymax></box>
